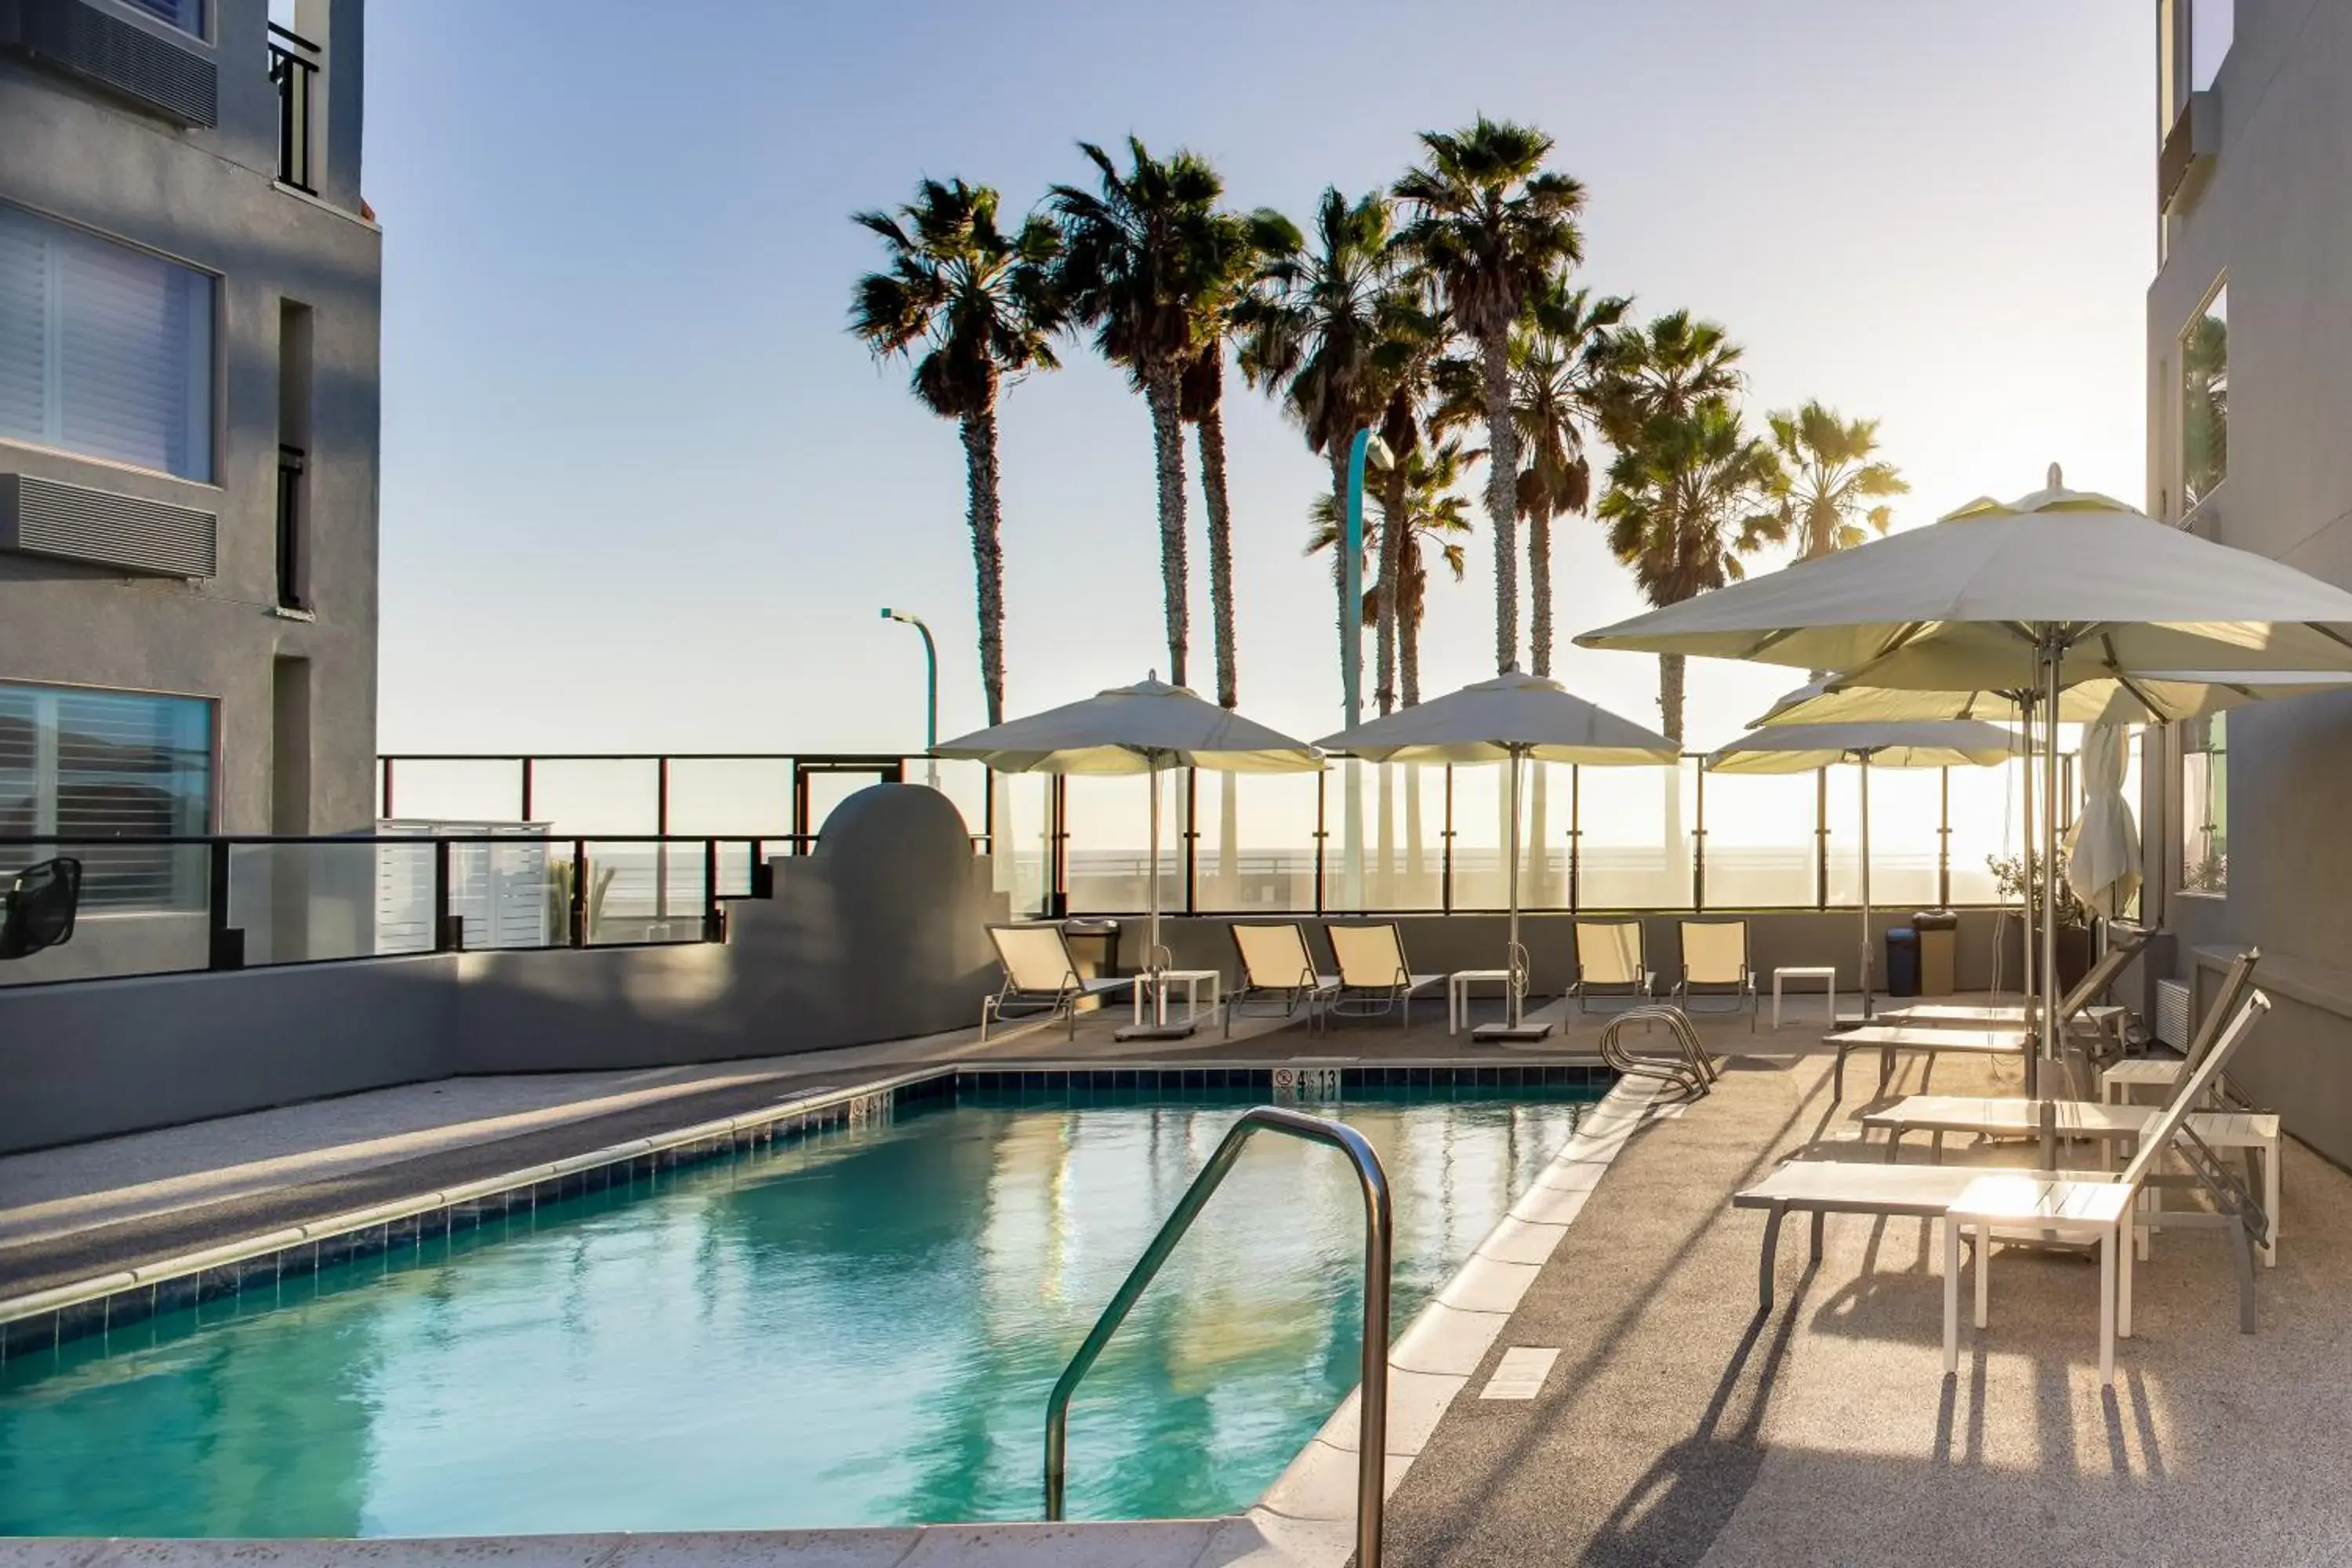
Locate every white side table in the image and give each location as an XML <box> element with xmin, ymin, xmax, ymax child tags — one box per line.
<box><xmin>1449</xmin><ymin>969</ymin><xmax>1515</xmax><ymax>1035</ymax></box>
<box><xmin>1134</xmin><ymin>969</ymin><xmax>1220</xmax><ymax>1028</ymax></box>
<box><xmin>1772</xmin><ymin>966</ymin><xmax>1836</xmax><ymax>1029</ymax></box>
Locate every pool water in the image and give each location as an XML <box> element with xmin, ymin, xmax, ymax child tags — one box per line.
<box><xmin>0</xmin><ymin>1085</ymin><xmax>1591</xmax><ymax>1537</ymax></box>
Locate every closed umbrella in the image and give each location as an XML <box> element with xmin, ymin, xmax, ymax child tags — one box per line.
<box><xmin>1708</xmin><ymin>719</ymin><xmax>2014</xmax><ymax>1018</ymax></box>
<box><xmin>1319</xmin><ymin>670</ymin><xmax>1677</xmax><ymax>1040</ymax></box>
<box><xmin>935</xmin><ymin>675</ymin><xmax>1321</xmax><ymax>1039</ymax></box>
<box><xmin>2067</xmin><ymin>720</ymin><xmax>2141</xmax><ymax>920</ymax></box>
<box><xmin>1581</xmin><ymin>466</ymin><xmax>2352</xmax><ymax>1086</ymax></box>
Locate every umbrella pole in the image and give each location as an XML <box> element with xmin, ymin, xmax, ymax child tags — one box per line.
<box><xmin>1149</xmin><ymin>757</ymin><xmax>1165</xmax><ymax>1025</ymax></box>
<box><xmin>2040</xmin><ymin>637</ymin><xmax>2063</xmax><ymax>1080</ymax></box>
<box><xmin>1860</xmin><ymin>750</ymin><xmax>1873</xmax><ymax>1020</ymax></box>
<box><xmin>2018</xmin><ymin>691</ymin><xmax>2038</xmax><ymax>1098</ymax></box>
<box><xmin>1508</xmin><ymin>747</ymin><xmax>1524</xmax><ymax>1025</ymax></box>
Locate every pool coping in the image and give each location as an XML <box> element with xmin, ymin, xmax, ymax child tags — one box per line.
<box><xmin>1242</xmin><ymin>1071</ymin><xmax>1677</xmax><ymax>1566</ymax></box>
<box><xmin>0</xmin><ymin>1058</ymin><xmax>1609</xmax><ymax>1364</ymax></box>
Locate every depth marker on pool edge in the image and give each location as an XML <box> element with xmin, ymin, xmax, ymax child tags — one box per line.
<box><xmin>1481</xmin><ymin>1347</ymin><xmax>1560</xmax><ymax>1401</ymax></box>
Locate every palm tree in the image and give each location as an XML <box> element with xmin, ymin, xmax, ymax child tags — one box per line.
<box><xmin>1234</xmin><ymin>189</ymin><xmax>1405</xmax><ymax>699</ymax></box>
<box><xmin>1597</xmin><ymin>395</ymin><xmax>1780</xmax><ymax>743</ymax></box>
<box><xmin>1434</xmin><ymin>281</ymin><xmax>1628</xmax><ymax>677</ymax></box>
<box><xmin>1179</xmin><ymin>216</ymin><xmax>1264</xmax><ymax>711</ymax></box>
<box><xmin>1307</xmin><ymin>436</ymin><xmax>1479</xmax><ymax>702</ymax></box>
<box><xmin>1758</xmin><ymin>400</ymin><xmax>1907</xmax><ymax>561</ymax></box>
<box><xmin>1363</xmin><ymin>287</ymin><xmax>1450</xmax><ymax>714</ymax></box>
<box><xmin>1592</xmin><ymin>308</ymin><xmax>1744</xmax><ymax>448</ymax></box>
<box><xmin>1051</xmin><ymin>138</ymin><xmax>1250</xmax><ymax>689</ymax></box>
<box><xmin>850</xmin><ymin>178</ymin><xmax>1061</xmax><ymax>725</ymax></box>
<box><xmin>1394</xmin><ymin>118</ymin><xmax>1587</xmax><ymax>675</ymax></box>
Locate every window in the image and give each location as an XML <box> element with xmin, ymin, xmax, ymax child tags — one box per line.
<box><xmin>121</xmin><ymin>0</ymin><xmax>205</xmax><ymax>36</ymax></box>
<box><xmin>2180</xmin><ymin>712</ymin><xmax>2227</xmax><ymax>895</ymax></box>
<box><xmin>2182</xmin><ymin>282</ymin><xmax>2227</xmax><ymax>510</ymax></box>
<box><xmin>0</xmin><ymin>683</ymin><xmax>212</xmax><ymax>911</ymax></box>
<box><xmin>2158</xmin><ymin>0</ymin><xmax>2233</xmax><ymax>136</ymax></box>
<box><xmin>276</xmin><ymin>299</ymin><xmax>314</xmax><ymax>608</ymax></box>
<box><xmin>0</xmin><ymin>205</ymin><xmax>215</xmax><ymax>482</ymax></box>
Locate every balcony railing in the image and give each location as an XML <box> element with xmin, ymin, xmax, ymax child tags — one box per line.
<box><xmin>267</xmin><ymin>22</ymin><xmax>320</xmax><ymax>194</ymax></box>
<box><xmin>373</xmin><ymin>749</ymin><xmax>2095</xmax><ymax>921</ymax></box>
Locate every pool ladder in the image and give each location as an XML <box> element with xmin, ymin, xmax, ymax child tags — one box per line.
<box><xmin>1043</xmin><ymin>1105</ymin><xmax>1393</xmax><ymax>1568</ymax></box>
<box><xmin>1596</xmin><ymin>1004</ymin><xmax>1720</xmax><ymax>1100</ymax></box>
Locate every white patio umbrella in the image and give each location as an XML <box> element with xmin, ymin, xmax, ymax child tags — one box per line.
<box><xmin>1755</xmin><ymin>670</ymin><xmax>2352</xmax><ymax>727</ymax></box>
<box><xmin>1580</xmin><ymin>466</ymin><xmax>2352</xmax><ymax>1086</ymax></box>
<box><xmin>1707</xmin><ymin>719</ymin><xmax>2016</xmax><ymax>1018</ymax></box>
<box><xmin>1318</xmin><ymin>670</ymin><xmax>1678</xmax><ymax>1040</ymax></box>
<box><xmin>2067</xmin><ymin>720</ymin><xmax>2141</xmax><ymax>919</ymax></box>
<box><xmin>934</xmin><ymin>675</ymin><xmax>1321</xmax><ymax>1038</ymax></box>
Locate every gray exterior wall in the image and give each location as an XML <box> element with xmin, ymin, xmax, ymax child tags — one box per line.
<box><xmin>0</xmin><ymin>0</ymin><xmax>381</xmax><ymax>969</ymax></box>
<box><xmin>2143</xmin><ymin>0</ymin><xmax>2352</xmax><ymax>1166</ymax></box>
<box><xmin>0</xmin><ymin>786</ymin><xmax>1011</xmax><ymax>1152</ymax></box>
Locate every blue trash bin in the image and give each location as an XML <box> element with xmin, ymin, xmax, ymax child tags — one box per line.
<box><xmin>1886</xmin><ymin>927</ymin><xmax>1921</xmax><ymax>997</ymax></box>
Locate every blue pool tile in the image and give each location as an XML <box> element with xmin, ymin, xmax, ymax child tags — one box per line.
<box><xmin>106</xmin><ymin>1285</ymin><xmax>158</xmax><ymax>1334</ymax></box>
<box><xmin>54</xmin><ymin>1298</ymin><xmax>106</xmax><ymax>1345</ymax></box>
<box><xmin>3</xmin><ymin>1312</ymin><xmax>58</xmax><ymax>1359</ymax></box>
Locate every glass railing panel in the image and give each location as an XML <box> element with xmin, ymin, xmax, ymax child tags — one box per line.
<box><xmin>1577</xmin><ymin>760</ymin><xmax>1696</xmax><ymax>910</ymax></box>
<box><xmin>1700</xmin><ymin>768</ymin><xmax>1817</xmax><ymax>908</ymax></box>
<box><xmin>1202</xmin><ymin>768</ymin><xmax>1319</xmax><ymax>913</ymax></box>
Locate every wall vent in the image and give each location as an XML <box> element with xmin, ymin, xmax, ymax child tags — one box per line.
<box><xmin>2154</xmin><ymin>978</ymin><xmax>2191</xmax><ymax>1050</ymax></box>
<box><xmin>5</xmin><ymin>0</ymin><xmax>219</xmax><ymax>127</ymax></box>
<box><xmin>0</xmin><ymin>472</ymin><xmax>217</xmax><ymax>577</ymax></box>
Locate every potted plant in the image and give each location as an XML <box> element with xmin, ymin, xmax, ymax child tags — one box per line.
<box><xmin>1986</xmin><ymin>853</ymin><xmax>2092</xmax><ymax>992</ymax></box>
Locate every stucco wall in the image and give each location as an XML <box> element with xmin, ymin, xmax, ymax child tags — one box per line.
<box><xmin>0</xmin><ymin>786</ymin><xmax>1008</xmax><ymax>1153</ymax></box>
<box><xmin>2144</xmin><ymin>0</ymin><xmax>2352</xmax><ymax>1162</ymax></box>
<box><xmin>0</xmin><ymin>0</ymin><xmax>381</xmax><ymax>839</ymax></box>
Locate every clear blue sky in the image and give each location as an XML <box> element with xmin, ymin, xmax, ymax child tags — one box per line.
<box><xmin>366</xmin><ymin>0</ymin><xmax>2154</xmax><ymax>760</ymax></box>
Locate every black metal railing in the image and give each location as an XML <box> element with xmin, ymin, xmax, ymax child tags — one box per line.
<box><xmin>0</xmin><ymin>832</ymin><xmax>790</xmax><ymax>982</ymax></box>
<box><xmin>372</xmin><ymin>749</ymin><xmax>2086</xmax><ymax>923</ymax></box>
<box><xmin>267</xmin><ymin>23</ymin><xmax>321</xmax><ymax>194</ymax></box>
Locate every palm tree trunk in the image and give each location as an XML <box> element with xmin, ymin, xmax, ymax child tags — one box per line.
<box><xmin>1196</xmin><ymin>383</ymin><xmax>1239</xmax><ymax>710</ymax></box>
<box><xmin>1375</xmin><ymin>466</ymin><xmax>1406</xmax><ymax>716</ymax></box>
<box><xmin>1328</xmin><ymin>445</ymin><xmax>1353</xmax><ymax>702</ymax></box>
<box><xmin>1529</xmin><ymin>500</ymin><xmax>1555</xmax><ymax>677</ymax></box>
<box><xmin>1145</xmin><ymin>368</ymin><xmax>1191</xmax><ymax>687</ymax></box>
<box><xmin>1659</xmin><ymin>652</ymin><xmax>1686</xmax><ymax>746</ymax></box>
<box><xmin>1400</xmin><ymin>567</ymin><xmax>1423</xmax><ymax>708</ymax></box>
<box><xmin>1481</xmin><ymin>322</ymin><xmax>1519</xmax><ymax>673</ymax></box>
<box><xmin>960</xmin><ymin>405</ymin><xmax>1007</xmax><ymax>725</ymax></box>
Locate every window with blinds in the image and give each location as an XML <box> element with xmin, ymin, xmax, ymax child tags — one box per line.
<box><xmin>123</xmin><ymin>0</ymin><xmax>208</xmax><ymax>34</ymax></box>
<box><xmin>0</xmin><ymin>204</ymin><xmax>215</xmax><ymax>483</ymax></box>
<box><xmin>0</xmin><ymin>681</ymin><xmax>212</xmax><ymax>911</ymax></box>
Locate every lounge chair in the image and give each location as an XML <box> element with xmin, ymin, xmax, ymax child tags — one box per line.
<box><xmin>2100</xmin><ymin>947</ymin><xmax>2263</xmax><ymax>1108</ymax></box>
<box><xmin>1570</xmin><ymin>919</ymin><xmax>1654</xmax><ymax>1014</ymax></box>
<box><xmin>1875</xmin><ymin>925</ymin><xmax>2151</xmax><ymax>1062</ymax></box>
<box><xmin>1863</xmin><ymin>951</ymin><xmax>2278</xmax><ymax>1262</ymax></box>
<box><xmin>1735</xmin><ymin>989</ymin><xmax>2273</xmax><ymax>1385</ymax></box>
<box><xmin>1828</xmin><ymin>1023</ymin><xmax>2028</xmax><ymax>1102</ymax></box>
<box><xmin>1672</xmin><ymin>920</ymin><xmax>1756</xmax><ymax>1030</ymax></box>
<box><xmin>980</xmin><ymin>922</ymin><xmax>1135</xmax><ymax>1042</ymax></box>
<box><xmin>1225</xmin><ymin>922</ymin><xmax>1340</xmax><ymax>1037</ymax></box>
<box><xmin>1326</xmin><ymin>922</ymin><xmax>1445</xmax><ymax>1028</ymax></box>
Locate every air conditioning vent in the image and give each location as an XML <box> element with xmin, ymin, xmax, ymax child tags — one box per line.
<box><xmin>6</xmin><ymin>0</ymin><xmax>219</xmax><ymax>128</ymax></box>
<box><xmin>2154</xmin><ymin>978</ymin><xmax>2191</xmax><ymax>1049</ymax></box>
<box><xmin>0</xmin><ymin>472</ymin><xmax>217</xmax><ymax>577</ymax></box>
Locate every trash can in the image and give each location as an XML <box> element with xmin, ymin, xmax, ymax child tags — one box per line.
<box><xmin>1913</xmin><ymin>909</ymin><xmax>1959</xmax><ymax>996</ymax></box>
<box><xmin>1886</xmin><ymin>927</ymin><xmax>1921</xmax><ymax>998</ymax></box>
<box><xmin>1061</xmin><ymin>918</ymin><xmax>1122</xmax><ymax>980</ymax></box>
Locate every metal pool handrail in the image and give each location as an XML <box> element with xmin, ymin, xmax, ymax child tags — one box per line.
<box><xmin>1043</xmin><ymin>1104</ymin><xmax>1393</xmax><ymax>1568</ymax></box>
<box><xmin>1598</xmin><ymin>1004</ymin><xmax>1720</xmax><ymax>1098</ymax></box>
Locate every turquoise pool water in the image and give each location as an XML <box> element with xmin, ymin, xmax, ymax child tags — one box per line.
<box><xmin>0</xmin><ymin>1084</ymin><xmax>1591</xmax><ymax>1537</ymax></box>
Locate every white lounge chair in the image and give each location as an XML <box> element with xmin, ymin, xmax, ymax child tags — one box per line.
<box><xmin>1736</xmin><ymin>989</ymin><xmax>2273</xmax><ymax>1385</ymax></box>
<box><xmin>981</xmin><ymin>922</ymin><xmax>1134</xmax><ymax>1042</ymax></box>
<box><xmin>1570</xmin><ymin>919</ymin><xmax>1654</xmax><ymax>1014</ymax></box>
<box><xmin>1828</xmin><ymin>1024</ymin><xmax>2028</xmax><ymax>1102</ymax></box>
<box><xmin>1672</xmin><ymin>920</ymin><xmax>1756</xmax><ymax>1030</ymax></box>
<box><xmin>2100</xmin><ymin>947</ymin><xmax>2263</xmax><ymax>1108</ymax></box>
<box><xmin>1875</xmin><ymin>927</ymin><xmax>2151</xmax><ymax>1062</ymax></box>
<box><xmin>1326</xmin><ymin>922</ymin><xmax>1445</xmax><ymax>1028</ymax></box>
<box><xmin>1225</xmin><ymin>922</ymin><xmax>1339</xmax><ymax>1037</ymax></box>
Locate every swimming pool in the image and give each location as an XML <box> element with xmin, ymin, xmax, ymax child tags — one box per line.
<box><xmin>0</xmin><ymin>1072</ymin><xmax>1595</xmax><ymax>1537</ymax></box>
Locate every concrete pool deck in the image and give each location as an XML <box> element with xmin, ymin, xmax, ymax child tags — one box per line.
<box><xmin>8</xmin><ymin>994</ymin><xmax>2346</xmax><ymax>1565</ymax></box>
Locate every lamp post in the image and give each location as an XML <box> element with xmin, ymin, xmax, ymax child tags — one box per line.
<box><xmin>880</xmin><ymin>608</ymin><xmax>939</xmax><ymax>788</ymax></box>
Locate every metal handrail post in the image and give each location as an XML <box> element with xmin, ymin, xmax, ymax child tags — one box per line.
<box><xmin>1044</xmin><ymin>1106</ymin><xmax>1391</xmax><ymax>1568</ymax></box>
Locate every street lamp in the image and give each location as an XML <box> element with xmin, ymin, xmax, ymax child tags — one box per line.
<box><xmin>880</xmin><ymin>608</ymin><xmax>939</xmax><ymax>787</ymax></box>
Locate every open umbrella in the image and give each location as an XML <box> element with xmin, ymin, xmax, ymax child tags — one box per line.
<box><xmin>2067</xmin><ymin>720</ymin><xmax>2140</xmax><ymax>920</ymax></box>
<box><xmin>1319</xmin><ymin>670</ymin><xmax>1677</xmax><ymax>1040</ymax></box>
<box><xmin>1581</xmin><ymin>466</ymin><xmax>2352</xmax><ymax>1086</ymax></box>
<box><xmin>1707</xmin><ymin>718</ymin><xmax>2015</xmax><ymax>1018</ymax></box>
<box><xmin>1755</xmin><ymin>670</ymin><xmax>2352</xmax><ymax>727</ymax></box>
<box><xmin>935</xmin><ymin>675</ymin><xmax>1321</xmax><ymax>1039</ymax></box>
